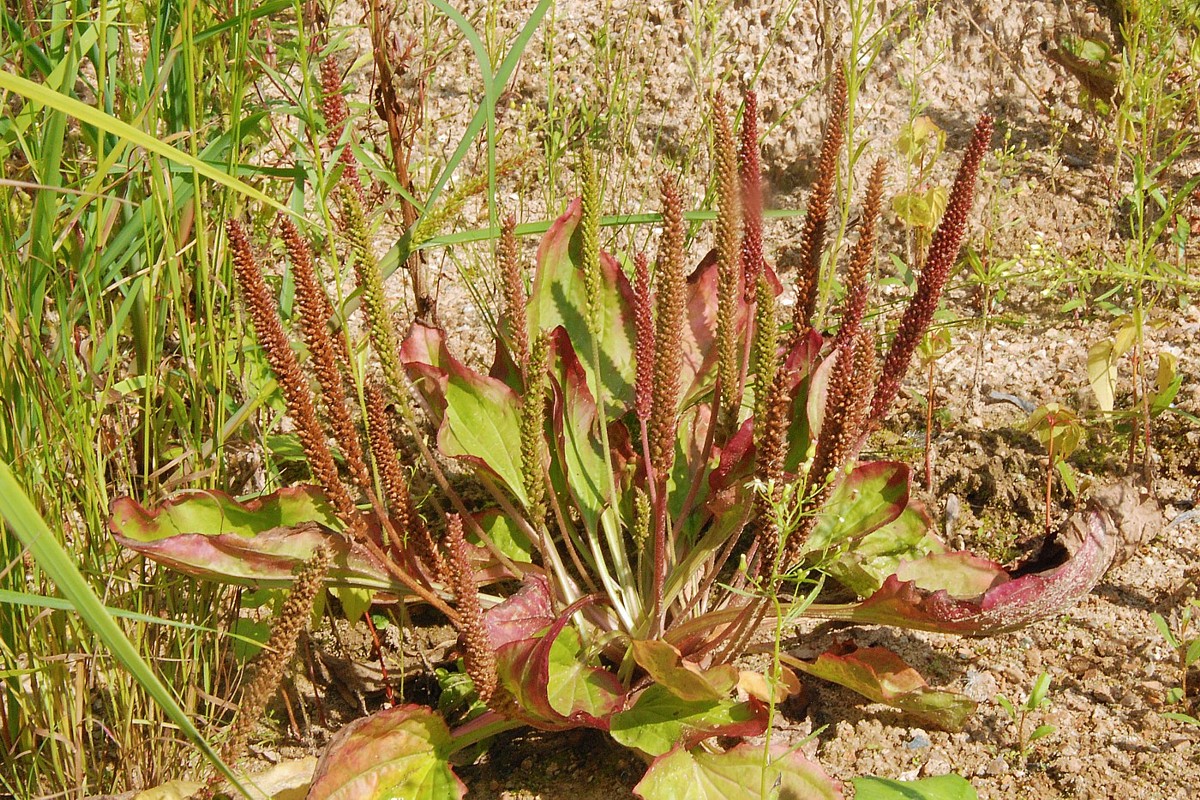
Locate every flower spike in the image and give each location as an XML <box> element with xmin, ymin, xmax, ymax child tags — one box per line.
<box><xmin>650</xmin><ymin>175</ymin><xmax>686</xmax><ymax>481</ymax></box>
<box><xmin>445</xmin><ymin>515</ymin><xmax>497</xmax><ymax>705</ymax></box>
<box><xmin>871</xmin><ymin>115</ymin><xmax>993</xmax><ymax>423</ymax></box>
<box><xmin>364</xmin><ymin>381</ymin><xmax>446</xmax><ymax>579</ymax></box>
<box><xmin>791</xmin><ymin>63</ymin><xmax>847</xmax><ymax>338</ymax></box>
<box><xmin>279</xmin><ymin>216</ymin><xmax>369</xmax><ymax>493</ymax></box>
<box><xmin>499</xmin><ymin>215</ymin><xmax>530</xmax><ymax>372</ymax></box>
<box><xmin>836</xmin><ymin>159</ymin><xmax>886</xmax><ymax>346</ymax></box>
<box><xmin>226</xmin><ymin>220</ymin><xmax>358</xmax><ymax>523</ymax></box>
<box><xmin>739</xmin><ymin>90</ymin><xmax>765</xmax><ymax>302</ymax></box>
<box><xmin>633</xmin><ymin>251</ymin><xmax>656</xmax><ymax>423</ymax></box>
<box><xmin>519</xmin><ymin>332</ymin><xmax>550</xmax><ymax>526</ymax></box>
<box><xmin>713</xmin><ymin>94</ymin><xmax>742</xmax><ymax>426</ymax></box>
<box><xmin>222</xmin><ymin>545</ymin><xmax>329</xmax><ymax>763</ymax></box>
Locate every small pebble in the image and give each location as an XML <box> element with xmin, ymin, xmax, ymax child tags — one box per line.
<box><xmin>905</xmin><ymin>730</ymin><xmax>931</xmax><ymax>750</ymax></box>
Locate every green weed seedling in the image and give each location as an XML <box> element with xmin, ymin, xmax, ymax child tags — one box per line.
<box><xmin>916</xmin><ymin>325</ymin><xmax>954</xmax><ymax>491</ymax></box>
<box><xmin>1024</xmin><ymin>403</ymin><xmax>1084</xmax><ymax>534</ymax></box>
<box><xmin>1152</xmin><ymin>597</ymin><xmax>1200</xmax><ymax>726</ymax></box>
<box><xmin>997</xmin><ymin>671</ymin><xmax>1056</xmax><ymax>763</ymax></box>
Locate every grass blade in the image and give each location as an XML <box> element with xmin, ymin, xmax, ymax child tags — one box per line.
<box><xmin>0</xmin><ymin>69</ymin><xmax>290</xmax><ymax>216</ymax></box>
<box><xmin>0</xmin><ymin>460</ymin><xmax>249</xmax><ymax>795</ymax></box>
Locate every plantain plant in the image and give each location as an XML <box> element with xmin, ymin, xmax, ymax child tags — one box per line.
<box><xmin>109</xmin><ymin>62</ymin><xmax>1118</xmax><ymax>799</ymax></box>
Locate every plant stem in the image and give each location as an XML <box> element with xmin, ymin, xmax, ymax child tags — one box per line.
<box><xmin>1045</xmin><ymin>420</ymin><xmax>1056</xmax><ymax>536</ymax></box>
<box><xmin>924</xmin><ymin>360</ymin><xmax>935</xmax><ymax>490</ymax></box>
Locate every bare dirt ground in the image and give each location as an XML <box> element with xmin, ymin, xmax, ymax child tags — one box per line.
<box><xmin>230</xmin><ymin>1</ymin><xmax>1200</xmax><ymax>797</ymax></box>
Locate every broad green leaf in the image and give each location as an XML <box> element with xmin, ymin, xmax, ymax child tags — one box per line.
<box><xmin>471</xmin><ymin>511</ymin><xmax>534</xmax><ymax>563</ymax></box>
<box><xmin>334</xmin><ymin>587</ymin><xmax>374</xmax><ymax>623</ymax></box>
<box><xmin>1087</xmin><ymin>340</ymin><xmax>1117</xmax><ymax>413</ymax></box>
<box><xmin>441</xmin><ymin>372</ymin><xmax>526</xmax><ymax>500</ymax></box>
<box><xmin>630</xmin><ymin>639</ymin><xmax>738</xmax><ymax>702</ymax></box>
<box><xmin>110</xmin><ymin>488</ymin><xmax>403</xmax><ymax>592</ymax></box>
<box><xmin>851</xmin><ymin>774</ymin><xmax>978</xmax><ymax>800</ymax></box>
<box><xmin>808</xmin><ymin>509</ymin><xmax>1113</xmax><ymax>635</ymax></box>
<box><xmin>891</xmin><ymin>551</ymin><xmax>1006</xmax><ymax>599</ymax></box>
<box><xmin>804</xmin><ymin>462</ymin><xmax>912</xmax><ymax>556</ymax></box>
<box><xmin>110</xmin><ymin>485</ymin><xmax>342</xmax><ymax>538</ymax></box>
<box><xmin>548</xmin><ymin>328</ymin><xmax>609</xmax><ymax>531</ymax></box>
<box><xmin>495</xmin><ymin>597</ymin><xmax>624</xmax><ymax>730</ymax></box>
<box><xmin>400</xmin><ymin>324</ymin><xmax>528</xmax><ymax>503</ymax></box>
<box><xmin>826</xmin><ymin>502</ymin><xmax>942</xmax><ymax>596</ymax></box>
<box><xmin>781</xmin><ymin>644</ymin><xmax>976</xmax><ymax>731</ymax></box>
<box><xmin>528</xmin><ymin>198</ymin><xmax>637</xmax><ymax>412</ymax></box>
<box><xmin>610</xmin><ymin>684</ymin><xmax>765</xmax><ymax>756</ymax></box>
<box><xmin>546</xmin><ymin>626</ymin><xmax>623</xmax><ymax>720</ymax></box>
<box><xmin>307</xmin><ymin>705</ymin><xmax>465</xmax><ymax>799</ymax></box>
<box><xmin>634</xmin><ymin>744</ymin><xmax>843</xmax><ymax>800</ymax></box>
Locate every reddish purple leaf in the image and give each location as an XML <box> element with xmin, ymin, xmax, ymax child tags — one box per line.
<box><xmin>308</xmin><ymin>704</ymin><xmax>465</xmax><ymax>800</ymax></box>
<box><xmin>399</xmin><ymin>323</ymin><xmax>528</xmax><ymax>502</ymax></box>
<box><xmin>814</xmin><ymin>509</ymin><xmax>1114</xmax><ymax>635</ymax></box>
<box><xmin>109</xmin><ymin>488</ymin><xmax>397</xmax><ymax>591</ymax></box>
<box><xmin>783</xmin><ymin>642</ymin><xmax>977</xmax><ymax>731</ymax></box>
<box><xmin>495</xmin><ymin>596</ymin><xmax>625</xmax><ymax>731</ymax></box>
<box><xmin>484</xmin><ymin>574</ymin><xmax>555</xmax><ymax>649</ymax></box>
<box><xmin>679</xmin><ymin>255</ymin><xmax>783</xmax><ymax>403</ymax></box>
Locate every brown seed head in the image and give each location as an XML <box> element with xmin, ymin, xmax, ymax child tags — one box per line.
<box><xmin>280</xmin><ymin>216</ymin><xmax>369</xmax><ymax>492</ymax></box>
<box><xmin>445</xmin><ymin>515</ymin><xmax>497</xmax><ymax>705</ymax></box>
<box><xmin>321</xmin><ymin>58</ymin><xmax>347</xmax><ymax>151</ymax></box>
<box><xmin>499</xmin><ymin>215</ymin><xmax>529</xmax><ymax>371</ymax></box>
<box><xmin>739</xmin><ymin>90</ymin><xmax>764</xmax><ymax>302</ymax></box>
<box><xmin>633</xmin><ymin>251</ymin><xmax>655</xmax><ymax>422</ymax></box>
<box><xmin>752</xmin><ymin>367</ymin><xmax>791</xmax><ymax>576</ymax></box>
<box><xmin>320</xmin><ymin>57</ymin><xmax>363</xmax><ymax>198</ymax></box>
<box><xmin>791</xmin><ymin>64</ymin><xmax>847</xmax><ymax>336</ymax></box>
<box><xmin>871</xmin><ymin>115</ymin><xmax>993</xmax><ymax>423</ymax></box>
<box><xmin>226</xmin><ymin>220</ymin><xmax>358</xmax><ymax>522</ymax></box>
<box><xmin>223</xmin><ymin>545</ymin><xmax>329</xmax><ymax>762</ymax></box>
<box><xmin>364</xmin><ymin>381</ymin><xmax>446</xmax><ymax>578</ymax></box>
<box><xmin>836</xmin><ymin>159</ymin><xmax>885</xmax><ymax>346</ymax></box>
<box><xmin>650</xmin><ymin>175</ymin><xmax>686</xmax><ymax>480</ymax></box>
